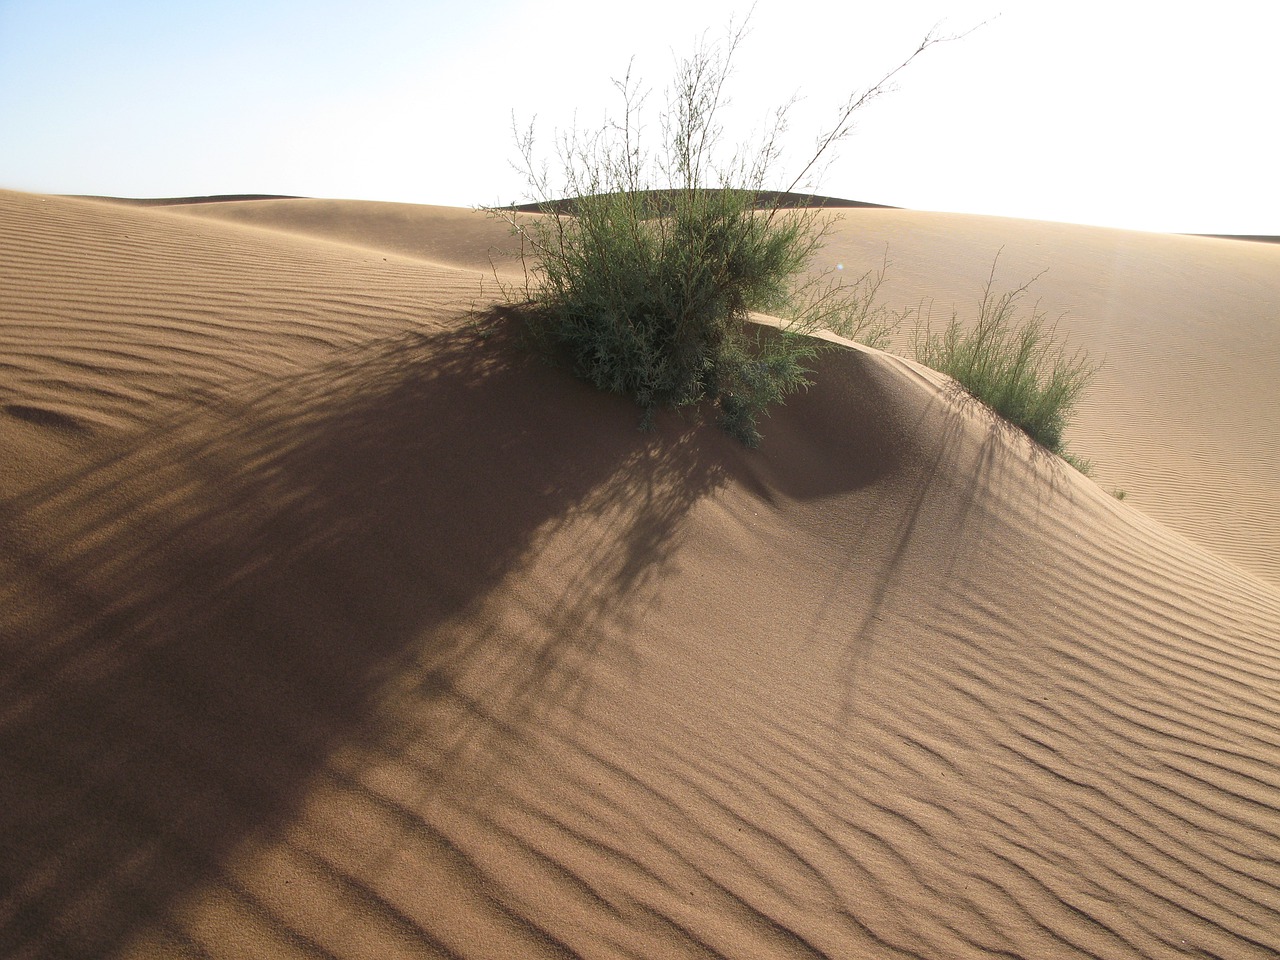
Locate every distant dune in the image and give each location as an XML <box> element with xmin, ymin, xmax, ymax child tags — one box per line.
<box><xmin>506</xmin><ymin>189</ymin><xmax>899</xmax><ymax>215</ymax></box>
<box><xmin>1191</xmin><ymin>233</ymin><xmax>1280</xmax><ymax>245</ymax></box>
<box><xmin>77</xmin><ymin>193</ymin><xmax>305</xmax><ymax>205</ymax></box>
<box><xmin>2</xmin><ymin>189</ymin><xmax>1278</xmax><ymax>959</ymax></box>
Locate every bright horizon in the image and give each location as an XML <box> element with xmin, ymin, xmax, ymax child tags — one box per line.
<box><xmin>1</xmin><ymin>0</ymin><xmax>1276</xmax><ymax>236</ymax></box>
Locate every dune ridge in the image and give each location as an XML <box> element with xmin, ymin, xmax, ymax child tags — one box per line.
<box><xmin>2</xmin><ymin>192</ymin><xmax>1279</xmax><ymax>959</ymax></box>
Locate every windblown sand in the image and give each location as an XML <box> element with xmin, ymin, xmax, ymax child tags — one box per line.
<box><xmin>2</xmin><ymin>191</ymin><xmax>1278</xmax><ymax>959</ymax></box>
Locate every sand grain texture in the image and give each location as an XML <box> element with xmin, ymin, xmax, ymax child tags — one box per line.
<box><xmin>2</xmin><ymin>191</ymin><xmax>1278</xmax><ymax>959</ymax></box>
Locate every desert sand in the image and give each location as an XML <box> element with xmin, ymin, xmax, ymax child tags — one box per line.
<box><xmin>2</xmin><ymin>189</ymin><xmax>1278</xmax><ymax>959</ymax></box>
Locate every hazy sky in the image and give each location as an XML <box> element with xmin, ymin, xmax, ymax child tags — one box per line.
<box><xmin>1</xmin><ymin>0</ymin><xmax>1276</xmax><ymax>234</ymax></box>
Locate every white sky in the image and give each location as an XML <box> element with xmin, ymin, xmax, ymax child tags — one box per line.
<box><xmin>1</xmin><ymin>0</ymin><xmax>1276</xmax><ymax>234</ymax></box>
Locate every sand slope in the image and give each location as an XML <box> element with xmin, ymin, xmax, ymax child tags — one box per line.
<box><xmin>2</xmin><ymin>191</ymin><xmax>1279</xmax><ymax>959</ymax></box>
<box><xmin>108</xmin><ymin>195</ymin><xmax>521</xmax><ymax>276</ymax></box>
<box><xmin>812</xmin><ymin>209</ymin><xmax>1280</xmax><ymax>588</ymax></box>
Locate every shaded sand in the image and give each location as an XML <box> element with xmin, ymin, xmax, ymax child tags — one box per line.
<box><xmin>3</xmin><ymin>190</ymin><xmax>1279</xmax><ymax>959</ymax></box>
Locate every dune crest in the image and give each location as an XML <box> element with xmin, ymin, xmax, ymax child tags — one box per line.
<box><xmin>2</xmin><ymin>192</ymin><xmax>1278</xmax><ymax>958</ymax></box>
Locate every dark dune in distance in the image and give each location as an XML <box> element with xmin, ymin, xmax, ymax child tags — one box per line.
<box><xmin>1190</xmin><ymin>233</ymin><xmax>1280</xmax><ymax>244</ymax></box>
<box><xmin>507</xmin><ymin>188</ymin><xmax>897</xmax><ymax>214</ymax></box>
<box><xmin>73</xmin><ymin>193</ymin><xmax>305</xmax><ymax>205</ymax></box>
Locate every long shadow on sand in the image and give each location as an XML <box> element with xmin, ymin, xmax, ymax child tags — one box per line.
<box><xmin>0</xmin><ymin>315</ymin><xmax>736</xmax><ymax>957</ymax></box>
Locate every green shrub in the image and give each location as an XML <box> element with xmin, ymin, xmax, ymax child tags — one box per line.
<box><xmin>493</xmin><ymin>20</ymin><xmax>956</xmax><ymax>445</ymax></box>
<box><xmin>912</xmin><ymin>256</ymin><xmax>1100</xmax><ymax>463</ymax></box>
<box><xmin>519</xmin><ymin>186</ymin><xmax>826</xmax><ymax>444</ymax></box>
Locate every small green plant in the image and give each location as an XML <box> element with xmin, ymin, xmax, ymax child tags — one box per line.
<box><xmin>912</xmin><ymin>254</ymin><xmax>1100</xmax><ymax>465</ymax></box>
<box><xmin>493</xmin><ymin>18</ymin><xmax>961</xmax><ymax>445</ymax></box>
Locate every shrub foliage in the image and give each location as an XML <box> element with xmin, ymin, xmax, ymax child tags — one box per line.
<box><xmin>913</xmin><ymin>255</ymin><xmax>1101</xmax><ymax>463</ymax></box>
<box><xmin>494</xmin><ymin>21</ymin><xmax>952</xmax><ymax>445</ymax></box>
<box><xmin>529</xmin><ymin>188</ymin><xmax>819</xmax><ymax>439</ymax></box>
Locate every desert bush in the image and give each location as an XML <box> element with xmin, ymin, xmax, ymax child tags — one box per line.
<box><xmin>912</xmin><ymin>255</ymin><xmax>1100</xmax><ymax>464</ymax></box>
<box><xmin>493</xmin><ymin>19</ymin><xmax>956</xmax><ymax>445</ymax></box>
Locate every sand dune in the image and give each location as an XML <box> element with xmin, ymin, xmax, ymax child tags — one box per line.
<box><xmin>117</xmin><ymin>195</ymin><xmax>523</xmax><ymax>276</ymax></box>
<box><xmin>2</xmin><ymin>190</ymin><xmax>1278</xmax><ymax>959</ymax></box>
<box><xmin>87</xmin><ymin>194</ymin><xmax>1280</xmax><ymax>587</ymax></box>
<box><xmin>811</xmin><ymin>210</ymin><xmax>1280</xmax><ymax>589</ymax></box>
<box><xmin>0</xmin><ymin>193</ymin><xmax>486</xmax><ymax>493</ymax></box>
